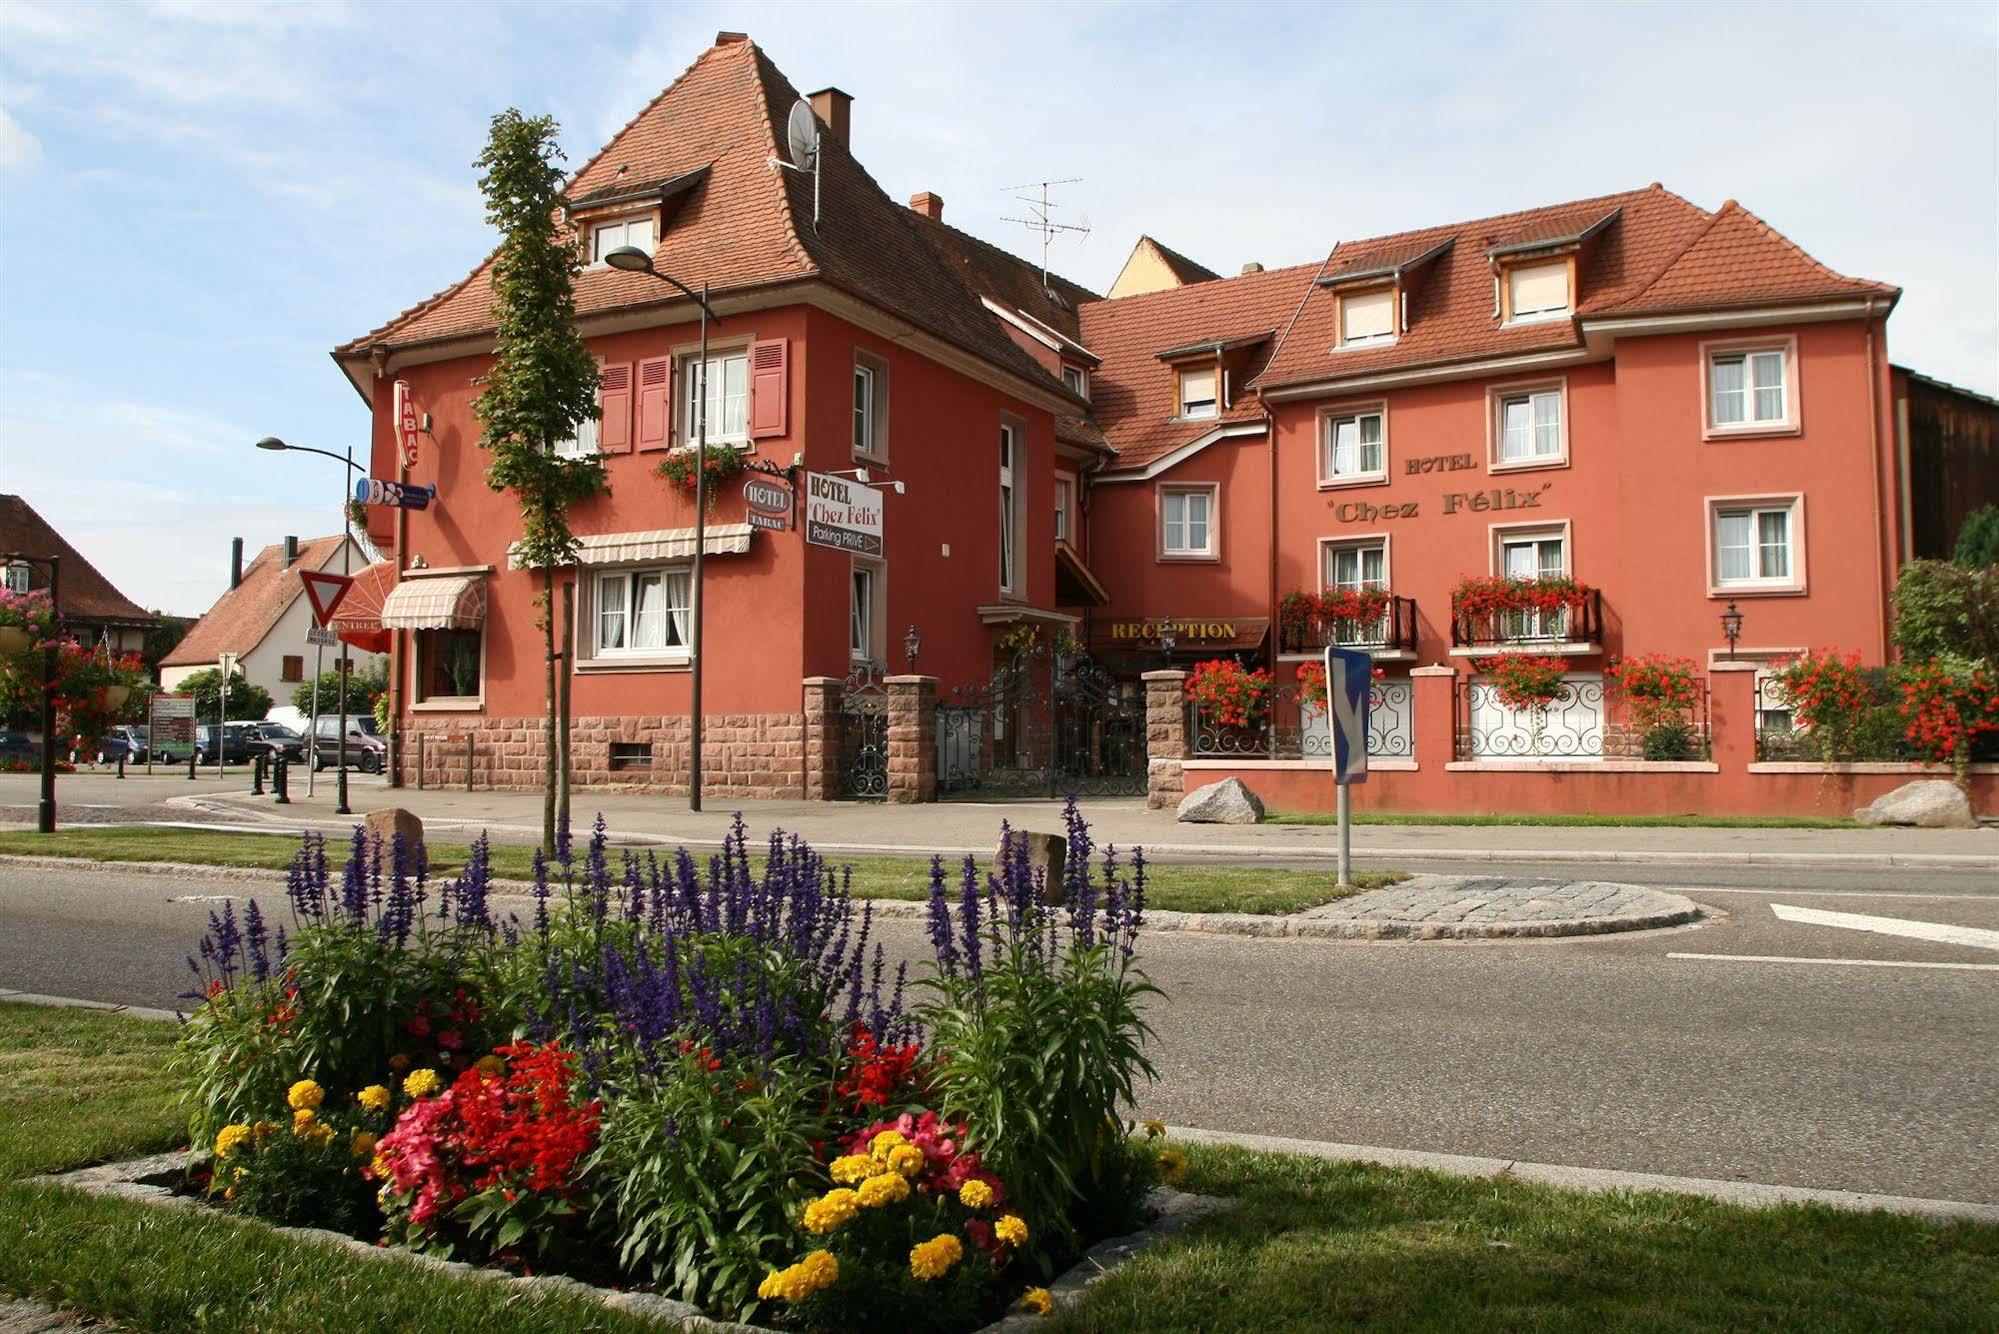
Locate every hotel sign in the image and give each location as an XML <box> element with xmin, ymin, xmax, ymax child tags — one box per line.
<box><xmin>743</xmin><ymin>476</ymin><xmax>793</xmax><ymax>532</ymax></box>
<box><xmin>804</xmin><ymin>471</ymin><xmax>883</xmax><ymax>556</ymax></box>
<box><xmin>1107</xmin><ymin>619</ymin><xmax>1241</xmax><ymax>643</ymax></box>
<box><xmin>1336</xmin><ymin>481</ymin><xmax>1554</xmax><ymax>524</ymax></box>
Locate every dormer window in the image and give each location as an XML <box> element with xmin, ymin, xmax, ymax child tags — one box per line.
<box><xmin>1504</xmin><ymin>260</ymin><xmax>1570</xmax><ymax>323</ymax></box>
<box><xmin>1177</xmin><ymin>366</ymin><xmax>1218</xmax><ymax>419</ymax></box>
<box><xmin>1337</xmin><ymin>287</ymin><xmax>1397</xmax><ymax>348</ymax></box>
<box><xmin>589</xmin><ymin>214</ymin><xmax>656</xmax><ymax>267</ymax></box>
<box><xmin>1062</xmin><ymin>364</ymin><xmax>1089</xmax><ymax>399</ymax></box>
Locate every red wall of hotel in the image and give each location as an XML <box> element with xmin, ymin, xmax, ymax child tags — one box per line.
<box><xmin>1260</xmin><ymin>318</ymin><xmax>1900</xmax><ymax>676</ymax></box>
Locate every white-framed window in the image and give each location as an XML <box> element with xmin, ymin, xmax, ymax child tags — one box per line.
<box><xmin>1498</xmin><ymin>526</ymin><xmax>1568</xmax><ymax>639</ymax></box>
<box><xmin>849</xmin><ymin>561</ymin><xmax>880</xmax><ymax>662</ymax></box>
<box><xmin>1324</xmin><ymin>540</ymin><xmax>1387</xmax><ymax>593</ymax></box>
<box><xmin>2</xmin><ymin>563</ymin><xmax>29</xmax><ymax>594</ymax></box>
<box><xmin>1496</xmin><ymin>387</ymin><xmax>1563</xmax><ymax>464</ymax></box>
<box><xmin>1053</xmin><ymin>476</ymin><xmax>1073</xmax><ymax>543</ymax></box>
<box><xmin>852</xmin><ymin>352</ymin><xmax>888</xmax><ymax>460</ymax></box>
<box><xmin>679</xmin><ymin>351</ymin><xmax>749</xmax><ymax>445</ymax></box>
<box><xmin>1061</xmin><ymin>364</ymin><xmax>1089</xmax><ymax>398</ymax></box>
<box><xmin>1338</xmin><ymin>287</ymin><xmax>1396</xmax><ymax>346</ymax></box>
<box><xmin>1713</xmin><ymin>500</ymin><xmax>1799</xmax><ymax>589</ymax></box>
<box><xmin>1322</xmin><ymin>409</ymin><xmax>1386</xmax><ymax>482</ymax></box>
<box><xmin>589</xmin><ymin>214</ymin><xmax>656</xmax><ymax>267</ymax></box>
<box><xmin>998</xmin><ymin>422</ymin><xmax>1020</xmax><ymax>594</ymax></box>
<box><xmin>1177</xmin><ymin>366</ymin><xmax>1218</xmax><ymax>419</ymax></box>
<box><xmin>1709</xmin><ymin>346</ymin><xmax>1789</xmax><ymax>429</ymax></box>
<box><xmin>1505</xmin><ymin>260</ymin><xmax>1570</xmax><ymax>322</ymax></box>
<box><xmin>1160</xmin><ymin>485</ymin><xmax>1216</xmax><ymax>558</ymax></box>
<box><xmin>552</xmin><ymin>413</ymin><xmax>601</xmax><ymax>459</ymax></box>
<box><xmin>593</xmin><ymin>568</ymin><xmax>691</xmax><ymax>657</ymax></box>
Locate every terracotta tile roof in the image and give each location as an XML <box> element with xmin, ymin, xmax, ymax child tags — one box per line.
<box><xmin>1484</xmin><ymin>203</ymin><xmax>1622</xmax><ymax>255</ymax></box>
<box><xmin>0</xmin><ymin>494</ymin><xmax>156</xmax><ymax>626</ymax></box>
<box><xmin>1321</xmin><ymin>236</ymin><xmax>1451</xmax><ymax>284</ymax></box>
<box><xmin>1077</xmin><ymin>261</ymin><xmax>1321</xmax><ymax>471</ymax></box>
<box><xmin>906</xmin><ymin>209</ymin><xmax>1098</xmax><ymax>343</ymax></box>
<box><xmin>1253</xmin><ymin>184</ymin><xmax>1893</xmax><ymax>393</ymax></box>
<box><xmin>337</xmin><ymin>37</ymin><xmax>1075</xmax><ymax>405</ymax></box>
<box><xmin>1146</xmin><ymin>237</ymin><xmax>1222</xmax><ymax>287</ymax></box>
<box><xmin>160</xmin><ymin>535</ymin><xmax>346</xmax><ymax>668</ymax></box>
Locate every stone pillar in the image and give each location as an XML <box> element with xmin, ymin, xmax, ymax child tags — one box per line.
<box><xmin>802</xmin><ymin>677</ymin><xmax>843</xmax><ymax>802</ymax></box>
<box><xmin>1708</xmin><ymin>662</ymin><xmax>1759</xmax><ymax>774</ymax></box>
<box><xmin>1409</xmin><ymin>664</ymin><xmax>1458</xmax><ymax>770</ymax></box>
<box><xmin>1143</xmin><ymin>668</ymin><xmax>1189</xmax><ymax>810</ymax></box>
<box><xmin>885</xmin><ymin>675</ymin><xmax>938</xmax><ymax>803</ymax></box>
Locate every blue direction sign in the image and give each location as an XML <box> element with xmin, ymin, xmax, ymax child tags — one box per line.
<box><xmin>1325</xmin><ymin>646</ymin><xmax>1373</xmax><ymax>785</ymax></box>
<box><xmin>355</xmin><ymin>478</ymin><xmax>436</xmax><ymax>510</ymax></box>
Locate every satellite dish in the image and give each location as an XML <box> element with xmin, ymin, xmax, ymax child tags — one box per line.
<box><xmin>785</xmin><ymin>100</ymin><xmax>820</xmax><ymax>169</ymax></box>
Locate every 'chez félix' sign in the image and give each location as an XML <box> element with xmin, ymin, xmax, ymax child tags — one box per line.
<box><xmin>1335</xmin><ymin>480</ymin><xmax>1553</xmax><ymax>524</ymax></box>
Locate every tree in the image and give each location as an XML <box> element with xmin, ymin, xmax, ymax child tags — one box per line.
<box><xmin>1953</xmin><ymin>504</ymin><xmax>1999</xmax><ymax>568</ymax></box>
<box><xmin>142</xmin><ymin>615</ymin><xmax>194</xmax><ymax>674</ymax></box>
<box><xmin>172</xmin><ymin>668</ymin><xmax>273</xmax><ymax>723</ymax></box>
<box><xmin>1892</xmin><ymin>559</ymin><xmax>1999</xmax><ymax>666</ymax></box>
<box><xmin>471</xmin><ymin>109</ymin><xmax>607</xmax><ymax>850</ymax></box>
<box><xmin>292</xmin><ymin>658</ymin><xmax>387</xmax><ymax>718</ymax></box>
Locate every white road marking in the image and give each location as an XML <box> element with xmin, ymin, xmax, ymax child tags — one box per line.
<box><xmin>1669</xmin><ymin>952</ymin><xmax>1999</xmax><ymax>972</ymax></box>
<box><xmin>1772</xmin><ymin>902</ymin><xmax>1999</xmax><ymax>952</ymax></box>
<box><xmin>1659</xmin><ymin>886</ymin><xmax>1999</xmax><ymax>901</ymax></box>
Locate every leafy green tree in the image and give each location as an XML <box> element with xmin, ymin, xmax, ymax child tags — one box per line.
<box><xmin>472</xmin><ymin>109</ymin><xmax>607</xmax><ymax>848</ymax></box>
<box><xmin>1892</xmin><ymin>559</ymin><xmax>1999</xmax><ymax>666</ymax></box>
<box><xmin>142</xmin><ymin>615</ymin><xmax>194</xmax><ymax>673</ymax></box>
<box><xmin>291</xmin><ymin>659</ymin><xmax>387</xmax><ymax>718</ymax></box>
<box><xmin>1953</xmin><ymin>504</ymin><xmax>1999</xmax><ymax>568</ymax></box>
<box><xmin>173</xmin><ymin>668</ymin><xmax>273</xmax><ymax>723</ymax></box>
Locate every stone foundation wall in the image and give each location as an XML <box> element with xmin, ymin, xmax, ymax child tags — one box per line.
<box><xmin>399</xmin><ymin>712</ymin><xmax>808</xmax><ymax>800</ymax></box>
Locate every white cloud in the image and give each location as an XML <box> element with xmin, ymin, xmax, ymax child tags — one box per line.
<box><xmin>0</xmin><ymin>104</ymin><xmax>40</xmax><ymax>172</ymax></box>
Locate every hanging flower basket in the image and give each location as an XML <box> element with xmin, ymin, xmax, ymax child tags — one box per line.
<box><xmin>0</xmin><ymin>588</ymin><xmax>57</xmax><ymax>657</ymax></box>
<box><xmin>655</xmin><ymin>444</ymin><xmax>749</xmax><ymax>504</ymax></box>
<box><xmin>1476</xmin><ymin>655</ymin><xmax>1568</xmax><ymax>714</ymax></box>
<box><xmin>0</xmin><ymin>625</ymin><xmax>30</xmax><ymax>657</ymax></box>
<box><xmin>98</xmin><ymin>684</ymin><xmax>132</xmax><ymax>710</ymax></box>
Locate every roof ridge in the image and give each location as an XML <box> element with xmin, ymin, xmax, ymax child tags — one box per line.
<box><xmin>910</xmin><ymin>210</ymin><xmax>1099</xmax><ymax>303</ymax></box>
<box><xmin>1714</xmin><ymin>199</ymin><xmax>1894</xmax><ymax>291</ymax></box>
<box><xmin>1324</xmin><ymin>183</ymin><xmax>1663</xmax><ymax>262</ymax></box>
<box><xmin>1141</xmin><ymin>235</ymin><xmax>1222</xmax><ymax>284</ymax></box>
<box><xmin>1248</xmin><ymin>250</ymin><xmax>1337</xmax><ymax>393</ymax></box>
<box><xmin>1611</xmin><ymin>196</ymin><xmax>1729</xmax><ymax>311</ymax></box>
<box><xmin>743</xmin><ymin>41</ymin><xmax>819</xmax><ymax>276</ymax></box>
<box><xmin>1081</xmin><ymin>257</ymin><xmax>1323</xmax><ymax>312</ymax></box>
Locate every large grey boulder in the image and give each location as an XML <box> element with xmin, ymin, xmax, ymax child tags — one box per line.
<box><xmin>1854</xmin><ymin>780</ymin><xmax>1976</xmax><ymax>829</ymax></box>
<box><xmin>1176</xmin><ymin>777</ymin><xmax>1265</xmax><ymax>825</ymax></box>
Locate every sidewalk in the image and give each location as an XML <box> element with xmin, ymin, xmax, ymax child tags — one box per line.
<box><xmin>104</xmin><ymin>777</ymin><xmax>1999</xmax><ymax>868</ymax></box>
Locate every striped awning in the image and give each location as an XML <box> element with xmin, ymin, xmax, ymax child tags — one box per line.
<box><xmin>507</xmin><ymin>523</ymin><xmax>755</xmax><ymax>570</ymax></box>
<box><xmin>380</xmin><ymin>574</ymin><xmax>487</xmax><ymax>630</ymax></box>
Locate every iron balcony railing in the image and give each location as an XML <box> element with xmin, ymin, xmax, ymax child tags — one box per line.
<box><xmin>1453</xmin><ymin>672</ymin><xmax>1712</xmax><ymax>761</ymax></box>
<box><xmin>1190</xmin><ymin>678</ymin><xmax>1415</xmax><ymax>761</ymax></box>
<box><xmin>1278</xmin><ymin>595</ymin><xmax>1419</xmax><ymax>655</ymax></box>
<box><xmin>1451</xmin><ymin>587</ymin><xmax>1603</xmax><ymax>651</ymax></box>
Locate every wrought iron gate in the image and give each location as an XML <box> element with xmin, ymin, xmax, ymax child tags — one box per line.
<box><xmin>838</xmin><ymin>660</ymin><xmax>889</xmax><ymax>799</ymax></box>
<box><xmin>937</xmin><ymin>646</ymin><xmax>1146</xmax><ymax>797</ymax></box>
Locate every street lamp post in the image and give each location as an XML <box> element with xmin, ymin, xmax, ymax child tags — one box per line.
<box><xmin>256</xmin><ymin>437</ymin><xmax>360</xmax><ymax>815</ymax></box>
<box><xmin>602</xmin><ymin>245</ymin><xmax>722</xmax><ymax>812</ymax></box>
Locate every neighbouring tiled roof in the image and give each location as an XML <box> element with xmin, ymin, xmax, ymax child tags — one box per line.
<box><xmin>1077</xmin><ymin>261</ymin><xmax>1321</xmax><ymax>471</ymax></box>
<box><xmin>906</xmin><ymin>210</ymin><xmax>1098</xmax><ymax>343</ymax></box>
<box><xmin>161</xmin><ymin>535</ymin><xmax>346</xmax><ymax>668</ymax></box>
<box><xmin>1146</xmin><ymin>237</ymin><xmax>1222</xmax><ymax>287</ymax></box>
<box><xmin>0</xmin><ymin>494</ymin><xmax>155</xmax><ymax>625</ymax></box>
<box><xmin>337</xmin><ymin>37</ymin><xmax>1076</xmax><ymax>406</ymax></box>
<box><xmin>1253</xmin><ymin>184</ymin><xmax>1895</xmax><ymax>393</ymax></box>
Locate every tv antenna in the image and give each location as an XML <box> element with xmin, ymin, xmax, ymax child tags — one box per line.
<box><xmin>769</xmin><ymin>99</ymin><xmax>821</xmax><ymax>229</ymax></box>
<box><xmin>1001</xmin><ymin>177</ymin><xmax>1089</xmax><ymax>295</ymax></box>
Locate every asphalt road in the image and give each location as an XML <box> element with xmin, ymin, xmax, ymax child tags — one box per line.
<box><xmin>3</xmin><ymin>863</ymin><xmax>1994</xmax><ymax>1204</ymax></box>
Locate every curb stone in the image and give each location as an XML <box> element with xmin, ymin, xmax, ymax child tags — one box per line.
<box><xmin>34</xmin><ymin>1152</ymin><xmax>1225</xmax><ymax>1332</ymax></box>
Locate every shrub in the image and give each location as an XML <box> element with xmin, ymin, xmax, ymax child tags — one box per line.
<box><xmin>1768</xmin><ymin>652</ymin><xmax>1906</xmax><ymax>762</ymax></box>
<box><xmin>1953</xmin><ymin>503</ymin><xmax>1999</xmax><ymax>568</ymax></box>
<box><xmin>173</xmin><ymin>667</ymin><xmax>275</xmax><ymax>722</ymax></box>
<box><xmin>292</xmin><ymin>658</ymin><xmax>388</xmax><ymax>716</ymax></box>
<box><xmin>1898</xmin><ymin>661</ymin><xmax>1999</xmax><ymax>782</ymax></box>
<box><xmin>1892</xmin><ymin>559</ymin><xmax>1999</xmax><ymax>665</ymax></box>
<box><xmin>1184</xmin><ymin>659</ymin><xmax>1273</xmax><ymax>727</ymax></box>
<box><xmin>1609</xmin><ymin>653</ymin><xmax>1703</xmax><ymax>758</ymax></box>
<box><xmin>207</xmin><ymin>1079</ymin><xmax>390</xmax><ymax>1237</ymax></box>
<box><xmin>1477</xmin><ymin>655</ymin><xmax>1568</xmax><ymax>714</ymax></box>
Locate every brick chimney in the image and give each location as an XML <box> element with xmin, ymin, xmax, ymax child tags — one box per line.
<box><xmin>909</xmin><ymin>192</ymin><xmax>944</xmax><ymax>222</ymax></box>
<box><xmin>714</xmin><ymin>31</ymin><xmax>747</xmax><ymax>45</ymax></box>
<box><xmin>1240</xmin><ymin>262</ymin><xmax>1264</xmax><ymax>275</ymax></box>
<box><xmin>808</xmin><ymin>87</ymin><xmax>852</xmax><ymax>146</ymax></box>
<box><xmin>283</xmin><ymin>535</ymin><xmax>299</xmax><ymax>567</ymax></box>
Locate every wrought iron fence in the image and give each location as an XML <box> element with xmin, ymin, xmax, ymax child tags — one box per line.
<box><xmin>1751</xmin><ymin>674</ymin><xmax>1923</xmax><ymax>762</ymax></box>
<box><xmin>1190</xmin><ymin>678</ymin><xmax>1414</xmax><ymax>760</ymax></box>
<box><xmin>936</xmin><ymin>646</ymin><xmax>1147</xmax><ymax>797</ymax></box>
<box><xmin>1451</xmin><ymin>588</ymin><xmax>1602</xmax><ymax>650</ymax></box>
<box><xmin>1455</xmin><ymin>673</ymin><xmax>1712</xmax><ymax>761</ymax></box>
<box><xmin>1277</xmin><ymin>596</ymin><xmax>1419</xmax><ymax>655</ymax></box>
<box><xmin>837</xmin><ymin>660</ymin><xmax>889</xmax><ymax>799</ymax></box>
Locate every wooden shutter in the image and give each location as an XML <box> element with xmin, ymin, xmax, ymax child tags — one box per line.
<box><xmin>598</xmin><ymin>361</ymin><xmax>633</xmax><ymax>452</ymax></box>
<box><xmin>748</xmin><ymin>338</ymin><xmax>789</xmax><ymax>439</ymax></box>
<box><xmin>636</xmin><ymin>356</ymin><xmax>672</xmax><ymax>451</ymax></box>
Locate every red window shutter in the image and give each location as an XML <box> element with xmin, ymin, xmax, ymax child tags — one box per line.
<box><xmin>749</xmin><ymin>338</ymin><xmax>789</xmax><ymax>439</ymax></box>
<box><xmin>598</xmin><ymin>361</ymin><xmax>633</xmax><ymax>452</ymax></box>
<box><xmin>636</xmin><ymin>356</ymin><xmax>672</xmax><ymax>452</ymax></box>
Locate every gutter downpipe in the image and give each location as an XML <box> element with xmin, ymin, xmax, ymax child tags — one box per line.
<box><xmin>1863</xmin><ymin>297</ymin><xmax>1890</xmax><ymax>663</ymax></box>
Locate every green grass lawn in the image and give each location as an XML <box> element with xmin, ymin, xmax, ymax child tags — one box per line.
<box><xmin>0</xmin><ymin>826</ymin><xmax>1400</xmax><ymax>915</ymax></box>
<box><xmin>2</xmin><ymin>1002</ymin><xmax>1991</xmax><ymax>1331</ymax></box>
<box><xmin>1271</xmin><ymin>809</ymin><xmax>1859</xmax><ymax>830</ymax></box>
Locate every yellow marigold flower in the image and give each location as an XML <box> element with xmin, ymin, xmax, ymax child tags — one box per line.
<box><xmin>994</xmin><ymin>1214</ymin><xmax>1029</xmax><ymax>1247</ymax></box>
<box><xmin>756</xmin><ymin>1270</ymin><xmax>783</xmax><ymax>1302</ymax></box>
<box><xmin>1157</xmin><ymin>1147</ymin><xmax>1187</xmax><ymax>1184</ymax></box>
<box><xmin>888</xmin><ymin>1143</ymin><xmax>925</xmax><ymax>1178</ymax></box>
<box><xmin>474</xmin><ymin>1054</ymin><xmax>505</xmax><ymax>1079</ymax></box>
<box><xmin>801</xmin><ymin>1188</ymin><xmax>859</xmax><ymax>1235</ymax></box>
<box><xmin>214</xmin><ymin>1123</ymin><xmax>251</xmax><ymax>1159</ymax></box>
<box><xmin>292</xmin><ymin>1107</ymin><xmax>317</xmax><ymax>1130</ymax></box>
<box><xmin>1143</xmin><ymin>1120</ymin><xmax>1166</xmax><ymax>1139</ymax></box>
<box><xmin>858</xmin><ymin>1172</ymin><xmax>910</xmax><ymax>1208</ymax></box>
<box><xmin>369</xmin><ymin>1151</ymin><xmax>391</xmax><ymax>1179</ymax></box>
<box><xmin>958</xmin><ymin>1178</ymin><xmax>996</xmax><ymax>1210</ymax></box>
<box><xmin>402</xmin><ymin>1068</ymin><xmax>442</xmax><ymax>1099</ymax></box>
<box><xmin>350</xmin><ymin>1130</ymin><xmax>378</xmax><ymax>1159</ymax></box>
<box><xmin>800</xmin><ymin>1249</ymin><xmax>839</xmax><ymax>1292</ymax></box>
<box><xmin>909</xmin><ymin>1233</ymin><xmax>963</xmax><ymax>1281</ymax></box>
<box><xmin>357</xmin><ymin>1084</ymin><xmax>391</xmax><ymax>1113</ymax></box>
<box><xmin>1019</xmin><ymin>1287</ymin><xmax>1054</xmax><ymax>1316</ymax></box>
<box><xmin>869</xmin><ymin>1129</ymin><xmax>907</xmax><ymax>1156</ymax></box>
<box><xmin>286</xmin><ymin>1079</ymin><xmax>325</xmax><ymax>1112</ymax></box>
<box><xmin>829</xmin><ymin>1153</ymin><xmax>874</xmax><ymax>1185</ymax></box>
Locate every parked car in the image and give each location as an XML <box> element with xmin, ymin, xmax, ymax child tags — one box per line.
<box><xmin>240</xmin><ymin>721</ymin><xmax>305</xmax><ymax>762</ymax></box>
<box><xmin>97</xmin><ymin>725</ymin><xmax>148</xmax><ymax>764</ymax></box>
<box><xmin>0</xmin><ymin>730</ymin><xmax>36</xmax><ymax>765</ymax></box>
<box><xmin>193</xmin><ymin>724</ymin><xmax>253</xmax><ymax>765</ymax></box>
<box><xmin>310</xmin><ymin>714</ymin><xmax>387</xmax><ymax>773</ymax></box>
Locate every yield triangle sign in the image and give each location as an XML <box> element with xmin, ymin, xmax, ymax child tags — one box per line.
<box><xmin>299</xmin><ymin>569</ymin><xmax>355</xmax><ymax>627</ymax></box>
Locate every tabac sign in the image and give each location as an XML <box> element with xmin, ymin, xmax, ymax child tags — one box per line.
<box><xmin>804</xmin><ymin>471</ymin><xmax>883</xmax><ymax>556</ymax></box>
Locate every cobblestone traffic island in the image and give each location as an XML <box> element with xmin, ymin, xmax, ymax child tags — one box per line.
<box><xmin>1290</xmin><ymin>875</ymin><xmax>1703</xmax><ymax>939</ymax></box>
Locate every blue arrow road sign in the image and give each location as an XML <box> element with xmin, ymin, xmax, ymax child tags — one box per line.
<box><xmin>1326</xmin><ymin>646</ymin><xmax>1373</xmax><ymax>785</ymax></box>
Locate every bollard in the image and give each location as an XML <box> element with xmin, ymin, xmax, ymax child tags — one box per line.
<box><xmin>187</xmin><ymin>743</ymin><xmax>197</xmax><ymax>780</ymax></box>
<box><xmin>465</xmin><ymin>733</ymin><xmax>474</xmax><ymax>794</ymax></box>
<box><xmin>416</xmin><ymin>732</ymin><xmax>425</xmax><ymax>791</ymax></box>
<box><xmin>273</xmin><ymin>753</ymin><xmax>290</xmax><ymax>804</ymax></box>
<box><xmin>251</xmin><ymin>752</ymin><xmax>266</xmax><ymax>796</ymax></box>
<box><xmin>116</xmin><ymin>752</ymin><xmax>126</xmax><ymax>780</ymax></box>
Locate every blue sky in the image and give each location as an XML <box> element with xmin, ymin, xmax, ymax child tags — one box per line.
<box><xmin>2</xmin><ymin>0</ymin><xmax>1993</xmax><ymax>616</ymax></box>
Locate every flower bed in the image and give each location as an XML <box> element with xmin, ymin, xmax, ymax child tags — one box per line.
<box><xmin>171</xmin><ymin>806</ymin><xmax>1182</xmax><ymax>1330</ymax></box>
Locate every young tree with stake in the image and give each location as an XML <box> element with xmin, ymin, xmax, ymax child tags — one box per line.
<box><xmin>471</xmin><ymin>109</ymin><xmax>606</xmax><ymax>849</ymax></box>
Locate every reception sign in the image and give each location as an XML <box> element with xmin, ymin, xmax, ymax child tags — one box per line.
<box><xmin>804</xmin><ymin>472</ymin><xmax>883</xmax><ymax>556</ymax></box>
